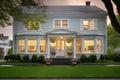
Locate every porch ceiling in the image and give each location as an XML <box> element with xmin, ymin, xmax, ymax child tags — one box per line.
<box><xmin>46</xmin><ymin>29</ymin><xmax>77</xmax><ymax>35</ymax></box>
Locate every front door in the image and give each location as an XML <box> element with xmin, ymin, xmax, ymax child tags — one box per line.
<box><xmin>56</xmin><ymin>40</ymin><xmax>65</xmax><ymax>57</ymax></box>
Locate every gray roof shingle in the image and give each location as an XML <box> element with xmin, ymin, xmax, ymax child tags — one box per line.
<box><xmin>22</xmin><ymin>6</ymin><xmax>107</xmax><ymax>15</ymax></box>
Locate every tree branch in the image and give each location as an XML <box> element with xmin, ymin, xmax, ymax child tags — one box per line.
<box><xmin>101</xmin><ymin>0</ymin><xmax>120</xmax><ymax>33</ymax></box>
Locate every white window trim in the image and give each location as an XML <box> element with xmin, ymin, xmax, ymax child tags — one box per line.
<box><xmin>53</xmin><ymin>18</ymin><xmax>69</xmax><ymax>29</ymax></box>
<box><xmin>17</xmin><ymin>39</ymin><xmax>25</xmax><ymax>53</ymax></box>
<box><xmin>96</xmin><ymin>37</ymin><xmax>104</xmax><ymax>54</ymax></box>
<box><xmin>80</xmin><ymin>19</ymin><xmax>97</xmax><ymax>30</ymax></box>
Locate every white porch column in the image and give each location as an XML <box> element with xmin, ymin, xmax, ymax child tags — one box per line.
<box><xmin>94</xmin><ymin>38</ymin><xmax>97</xmax><ymax>53</ymax></box>
<box><xmin>81</xmin><ymin>38</ymin><xmax>84</xmax><ymax>53</ymax></box>
<box><xmin>4</xmin><ymin>47</ymin><xmax>6</xmax><ymax>56</ymax></box>
<box><xmin>47</xmin><ymin>37</ymin><xmax>50</xmax><ymax>58</ymax></box>
<box><xmin>25</xmin><ymin>38</ymin><xmax>28</xmax><ymax>54</ymax></box>
<box><xmin>37</xmin><ymin>36</ymin><xmax>40</xmax><ymax>54</ymax></box>
<box><xmin>73</xmin><ymin>36</ymin><xmax>76</xmax><ymax>58</ymax></box>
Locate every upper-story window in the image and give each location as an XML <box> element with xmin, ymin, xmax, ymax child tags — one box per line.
<box><xmin>55</xmin><ymin>19</ymin><xmax>68</xmax><ymax>29</ymax></box>
<box><xmin>83</xmin><ymin>20</ymin><xmax>94</xmax><ymax>30</ymax></box>
<box><xmin>27</xmin><ymin>21</ymin><xmax>39</xmax><ymax>30</ymax></box>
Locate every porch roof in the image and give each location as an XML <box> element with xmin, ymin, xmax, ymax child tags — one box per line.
<box><xmin>46</xmin><ymin>29</ymin><xmax>77</xmax><ymax>35</ymax></box>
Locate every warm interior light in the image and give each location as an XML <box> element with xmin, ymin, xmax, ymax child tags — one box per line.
<box><xmin>51</xmin><ymin>41</ymin><xmax>56</xmax><ymax>46</ymax></box>
<box><xmin>66</xmin><ymin>41</ymin><xmax>71</xmax><ymax>47</ymax></box>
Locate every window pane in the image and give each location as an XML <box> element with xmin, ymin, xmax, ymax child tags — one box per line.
<box><xmin>89</xmin><ymin>20</ymin><xmax>94</xmax><ymax>30</ymax></box>
<box><xmin>83</xmin><ymin>20</ymin><xmax>94</xmax><ymax>30</ymax></box>
<box><xmin>40</xmin><ymin>40</ymin><xmax>46</xmax><ymax>52</ymax></box>
<box><xmin>84</xmin><ymin>40</ymin><xmax>94</xmax><ymax>53</ymax></box>
<box><xmin>62</xmin><ymin>20</ymin><xmax>68</xmax><ymax>29</ymax></box>
<box><xmin>27</xmin><ymin>21</ymin><xmax>32</xmax><ymax>30</ymax></box>
<box><xmin>27</xmin><ymin>21</ymin><xmax>39</xmax><ymax>30</ymax></box>
<box><xmin>76</xmin><ymin>39</ymin><xmax>82</xmax><ymax>53</ymax></box>
<box><xmin>18</xmin><ymin>40</ymin><xmax>25</xmax><ymax>52</ymax></box>
<box><xmin>28</xmin><ymin>40</ymin><xmax>37</xmax><ymax>52</ymax></box>
<box><xmin>55</xmin><ymin>20</ymin><xmax>60</xmax><ymax>29</ymax></box>
<box><xmin>97</xmin><ymin>39</ymin><xmax>102</xmax><ymax>52</ymax></box>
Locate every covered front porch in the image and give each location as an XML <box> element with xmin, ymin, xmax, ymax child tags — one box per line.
<box><xmin>46</xmin><ymin>29</ymin><xmax>77</xmax><ymax>59</ymax></box>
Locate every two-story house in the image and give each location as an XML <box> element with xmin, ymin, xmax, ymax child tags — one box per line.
<box><xmin>13</xmin><ymin>2</ymin><xmax>107</xmax><ymax>59</ymax></box>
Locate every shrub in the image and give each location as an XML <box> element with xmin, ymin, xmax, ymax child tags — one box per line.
<box><xmin>100</xmin><ymin>54</ymin><xmax>105</xmax><ymax>61</ymax></box>
<box><xmin>4</xmin><ymin>55</ymin><xmax>9</xmax><ymax>61</ymax></box>
<box><xmin>38</xmin><ymin>55</ymin><xmax>44</xmax><ymax>63</ymax></box>
<box><xmin>104</xmin><ymin>54</ymin><xmax>114</xmax><ymax>60</ymax></box>
<box><xmin>80</xmin><ymin>54</ymin><xmax>87</xmax><ymax>62</ymax></box>
<box><xmin>15</xmin><ymin>54</ymin><xmax>21</xmax><ymax>61</ymax></box>
<box><xmin>23</xmin><ymin>55</ymin><xmax>29</xmax><ymax>62</ymax></box>
<box><xmin>89</xmin><ymin>54</ymin><xmax>97</xmax><ymax>62</ymax></box>
<box><xmin>31</xmin><ymin>54</ymin><xmax>38</xmax><ymax>62</ymax></box>
<box><xmin>9</xmin><ymin>54</ymin><xmax>16</xmax><ymax>61</ymax></box>
<box><xmin>7</xmin><ymin>48</ymin><xmax>13</xmax><ymax>55</ymax></box>
<box><xmin>113</xmin><ymin>54</ymin><xmax>120</xmax><ymax>62</ymax></box>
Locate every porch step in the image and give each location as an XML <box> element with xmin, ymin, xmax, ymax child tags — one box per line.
<box><xmin>50</xmin><ymin>58</ymin><xmax>72</xmax><ymax>65</ymax></box>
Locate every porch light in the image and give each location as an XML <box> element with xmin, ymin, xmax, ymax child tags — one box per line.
<box><xmin>50</xmin><ymin>41</ymin><xmax>56</xmax><ymax>46</ymax></box>
<box><xmin>66</xmin><ymin>41</ymin><xmax>71</xmax><ymax>47</ymax></box>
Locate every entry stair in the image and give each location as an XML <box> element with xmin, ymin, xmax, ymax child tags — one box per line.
<box><xmin>50</xmin><ymin>58</ymin><xmax>73</xmax><ymax>65</ymax></box>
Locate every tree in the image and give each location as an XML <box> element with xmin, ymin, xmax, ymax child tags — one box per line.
<box><xmin>0</xmin><ymin>0</ymin><xmax>46</xmax><ymax>30</ymax></box>
<box><xmin>101</xmin><ymin>0</ymin><xmax>120</xmax><ymax>33</ymax></box>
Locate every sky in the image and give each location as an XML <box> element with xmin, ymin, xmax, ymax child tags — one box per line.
<box><xmin>0</xmin><ymin>0</ymin><xmax>117</xmax><ymax>40</ymax></box>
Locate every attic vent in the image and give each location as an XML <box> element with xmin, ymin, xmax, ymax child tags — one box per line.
<box><xmin>86</xmin><ymin>1</ymin><xmax>91</xmax><ymax>6</ymax></box>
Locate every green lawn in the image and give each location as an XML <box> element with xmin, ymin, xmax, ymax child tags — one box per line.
<box><xmin>0</xmin><ymin>64</ymin><xmax>120</xmax><ymax>78</ymax></box>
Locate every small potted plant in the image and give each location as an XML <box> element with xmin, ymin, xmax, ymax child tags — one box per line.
<box><xmin>71</xmin><ymin>58</ymin><xmax>78</xmax><ymax>65</ymax></box>
<box><xmin>45</xmin><ymin>58</ymin><xmax>52</xmax><ymax>65</ymax></box>
<box><xmin>51</xmin><ymin>49</ymin><xmax>56</xmax><ymax>55</ymax></box>
<box><xmin>68</xmin><ymin>49</ymin><xmax>73</xmax><ymax>55</ymax></box>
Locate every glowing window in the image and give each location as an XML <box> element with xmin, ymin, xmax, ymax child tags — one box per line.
<box><xmin>28</xmin><ymin>40</ymin><xmax>37</xmax><ymax>52</ymax></box>
<box><xmin>27</xmin><ymin>21</ymin><xmax>39</xmax><ymax>30</ymax></box>
<box><xmin>97</xmin><ymin>39</ymin><xmax>102</xmax><ymax>52</ymax></box>
<box><xmin>40</xmin><ymin>40</ymin><xmax>46</xmax><ymax>52</ymax></box>
<box><xmin>83</xmin><ymin>20</ymin><xmax>94</xmax><ymax>30</ymax></box>
<box><xmin>55</xmin><ymin>20</ymin><xmax>60</xmax><ymax>29</ymax></box>
<box><xmin>55</xmin><ymin>19</ymin><xmax>68</xmax><ymax>29</ymax></box>
<box><xmin>76</xmin><ymin>39</ymin><xmax>82</xmax><ymax>53</ymax></box>
<box><xmin>18</xmin><ymin>40</ymin><xmax>25</xmax><ymax>52</ymax></box>
<box><xmin>62</xmin><ymin>20</ymin><xmax>68</xmax><ymax>29</ymax></box>
<box><xmin>84</xmin><ymin>40</ymin><xmax>94</xmax><ymax>53</ymax></box>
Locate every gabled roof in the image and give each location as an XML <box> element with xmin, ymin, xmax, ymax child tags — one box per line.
<box><xmin>22</xmin><ymin>6</ymin><xmax>107</xmax><ymax>15</ymax></box>
<box><xmin>46</xmin><ymin>29</ymin><xmax>77</xmax><ymax>35</ymax></box>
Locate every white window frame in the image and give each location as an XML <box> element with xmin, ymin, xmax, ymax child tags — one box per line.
<box><xmin>17</xmin><ymin>39</ymin><xmax>25</xmax><ymax>53</ymax></box>
<box><xmin>80</xmin><ymin>19</ymin><xmax>97</xmax><ymax>30</ymax></box>
<box><xmin>96</xmin><ymin>37</ymin><xmax>104</xmax><ymax>53</ymax></box>
<box><xmin>54</xmin><ymin>18</ymin><xmax>69</xmax><ymax>29</ymax></box>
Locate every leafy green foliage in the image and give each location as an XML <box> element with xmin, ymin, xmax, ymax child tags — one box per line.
<box><xmin>38</xmin><ymin>55</ymin><xmax>44</xmax><ymax>63</ymax></box>
<box><xmin>4</xmin><ymin>55</ymin><xmax>9</xmax><ymax>61</ymax></box>
<box><xmin>31</xmin><ymin>54</ymin><xmax>38</xmax><ymax>62</ymax></box>
<box><xmin>100</xmin><ymin>54</ymin><xmax>105</xmax><ymax>61</ymax></box>
<box><xmin>15</xmin><ymin>54</ymin><xmax>21</xmax><ymax>61</ymax></box>
<box><xmin>89</xmin><ymin>54</ymin><xmax>97</xmax><ymax>62</ymax></box>
<box><xmin>80</xmin><ymin>54</ymin><xmax>87</xmax><ymax>62</ymax></box>
<box><xmin>0</xmin><ymin>0</ymin><xmax>47</xmax><ymax>29</ymax></box>
<box><xmin>23</xmin><ymin>55</ymin><xmax>29</xmax><ymax>62</ymax></box>
<box><xmin>7</xmin><ymin>48</ymin><xmax>13</xmax><ymax>55</ymax></box>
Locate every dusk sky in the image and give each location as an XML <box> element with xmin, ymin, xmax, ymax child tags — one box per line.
<box><xmin>0</xmin><ymin>0</ymin><xmax>117</xmax><ymax>40</ymax></box>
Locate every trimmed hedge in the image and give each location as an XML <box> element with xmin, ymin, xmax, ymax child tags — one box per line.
<box><xmin>31</xmin><ymin>54</ymin><xmax>38</xmax><ymax>62</ymax></box>
<box><xmin>23</xmin><ymin>55</ymin><xmax>29</xmax><ymax>62</ymax></box>
<box><xmin>100</xmin><ymin>54</ymin><xmax>105</xmax><ymax>61</ymax></box>
<box><xmin>89</xmin><ymin>54</ymin><xmax>97</xmax><ymax>62</ymax></box>
<box><xmin>80</xmin><ymin>54</ymin><xmax>87</xmax><ymax>62</ymax></box>
<box><xmin>15</xmin><ymin>54</ymin><xmax>21</xmax><ymax>61</ymax></box>
<box><xmin>39</xmin><ymin>55</ymin><xmax>44</xmax><ymax>63</ymax></box>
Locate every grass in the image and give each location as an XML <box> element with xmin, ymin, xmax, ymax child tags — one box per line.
<box><xmin>0</xmin><ymin>64</ymin><xmax>120</xmax><ymax>78</ymax></box>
